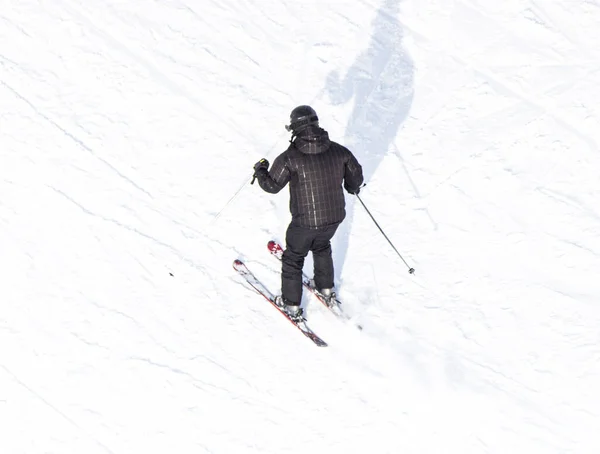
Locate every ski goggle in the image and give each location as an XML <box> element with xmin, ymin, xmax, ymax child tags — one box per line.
<box><xmin>285</xmin><ymin>115</ymin><xmax>318</xmax><ymax>132</ymax></box>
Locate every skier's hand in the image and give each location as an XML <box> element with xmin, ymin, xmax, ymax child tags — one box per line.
<box><xmin>346</xmin><ymin>186</ymin><xmax>360</xmax><ymax>195</ymax></box>
<box><xmin>251</xmin><ymin>158</ymin><xmax>269</xmax><ymax>184</ymax></box>
<box><xmin>253</xmin><ymin>158</ymin><xmax>269</xmax><ymax>172</ymax></box>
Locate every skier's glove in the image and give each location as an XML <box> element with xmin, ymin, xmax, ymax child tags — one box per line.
<box><xmin>253</xmin><ymin>158</ymin><xmax>269</xmax><ymax>172</ymax></box>
<box><xmin>251</xmin><ymin>158</ymin><xmax>269</xmax><ymax>184</ymax></box>
<box><xmin>346</xmin><ymin>186</ymin><xmax>360</xmax><ymax>195</ymax></box>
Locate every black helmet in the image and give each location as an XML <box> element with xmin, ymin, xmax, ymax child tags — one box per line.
<box><xmin>285</xmin><ymin>105</ymin><xmax>319</xmax><ymax>133</ymax></box>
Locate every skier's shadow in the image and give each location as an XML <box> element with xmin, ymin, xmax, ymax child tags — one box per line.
<box><xmin>326</xmin><ymin>0</ymin><xmax>416</xmax><ymax>281</ymax></box>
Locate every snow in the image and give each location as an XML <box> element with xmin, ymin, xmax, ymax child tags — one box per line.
<box><xmin>2</xmin><ymin>0</ymin><xmax>600</xmax><ymax>452</ymax></box>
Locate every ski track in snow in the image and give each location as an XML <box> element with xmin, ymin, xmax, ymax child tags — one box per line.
<box><xmin>2</xmin><ymin>0</ymin><xmax>600</xmax><ymax>453</ymax></box>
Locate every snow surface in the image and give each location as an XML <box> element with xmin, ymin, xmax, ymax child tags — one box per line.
<box><xmin>2</xmin><ymin>0</ymin><xmax>600</xmax><ymax>452</ymax></box>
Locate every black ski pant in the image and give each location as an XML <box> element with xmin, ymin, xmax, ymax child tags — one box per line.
<box><xmin>281</xmin><ymin>222</ymin><xmax>340</xmax><ymax>305</ymax></box>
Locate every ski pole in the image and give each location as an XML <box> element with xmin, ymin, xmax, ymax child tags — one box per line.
<box><xmin>211</xmin><ymin>175</ymin><xmax>251</xmax><ymax>224</ymax></box>
<box><xmin>355</xmin><ymin>193</ymin><xmax>415</xmax><ymax>274</ymax></box>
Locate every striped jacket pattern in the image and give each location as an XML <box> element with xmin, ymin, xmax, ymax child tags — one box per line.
<box><xmin>258</xmin><ymin>126</ymin><xmax>364</xmax><ymax>229</ymax></box>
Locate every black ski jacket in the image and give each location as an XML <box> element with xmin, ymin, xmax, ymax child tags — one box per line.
<box><xmin>258</xmin><ymin>126</ymin><xmax>364</xmax><ymax>229</ymax></box>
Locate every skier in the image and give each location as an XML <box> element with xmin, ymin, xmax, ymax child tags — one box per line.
<box><xmin>252</xmin><ymin>105</ymin><xmax>364</xmax><ymax>320</ymax></box>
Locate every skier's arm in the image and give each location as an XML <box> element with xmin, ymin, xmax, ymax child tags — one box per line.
<box><xmin>257</xmin><ymin>154</ymin><xmax>290</xmax><ymax>194</ymax></box>
<box><xmin>343</xmin><ymin>151</ymin><xmax>364</xmax><ymax>194</ymax></box>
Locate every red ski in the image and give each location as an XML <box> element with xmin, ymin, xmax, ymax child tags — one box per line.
<box><xmin>233</xmin><ymin>259</ymin><xmax>327</xmax><ymax>347</ymax></box>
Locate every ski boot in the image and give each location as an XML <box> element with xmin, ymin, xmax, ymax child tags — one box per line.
<box><xmin>275</xmin><ymin>296</ymin><xmax>304</xmax><ymax>322</ymax></box>
<box><xmin>318</xmin><ymin>288</ymin><xmax>337</xmax><ymax>308</ymax></box>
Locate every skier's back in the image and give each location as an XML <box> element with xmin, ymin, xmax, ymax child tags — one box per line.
<box><xmin>253</xmin><ymin>106</ymin><xmax>364</xmax><ymax>319</ymax></box>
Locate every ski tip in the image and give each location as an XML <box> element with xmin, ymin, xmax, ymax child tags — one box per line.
<box><xmin>267</xmin><ymin>240</ymin><xmax>283</xmax><ymax>253</ymax></box>
<box><xmin>233</xmin><ymin>259</ymin><xmax>245</xmax><ymax>270</ymax></box>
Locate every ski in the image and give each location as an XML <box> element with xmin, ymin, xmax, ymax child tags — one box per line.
<box><xmin>233</xmin><ymin>259</ymin><xmax>328</xmax><ymax>347</ymax></box>
<box><xmin>267</xmin><ymin>240</ymin><xmax>360</xmax><ymax>329</ymax></box>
